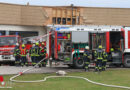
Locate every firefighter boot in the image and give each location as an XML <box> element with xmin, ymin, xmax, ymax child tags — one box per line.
<box><xmin>38</xmin><ymin>63</ymin><xmax>42</xmax><ymax>68</ymax></box>
<box><xmin>25</xmin><ymin>62</ymin><xmax>28</xmax><ymax>67</ymax></box>
<box><xmin>94</xmin><ymin>67</ymin><xmax>98</xmax><ymax>72</ymax></box>
<box><xmin>85</xmin><ymin>68</ymin><xmax>89</xmax><ymax>72</ymax></box>
<box><xmin>102</xmin><ymin>67</ymin><xmax>105</xmax><ymax>71</ymax></box>
<box><xmin>99</xmin><ymin>67</ymin><xmax>102</xmax><ymax>72</ymax></box>
<box><xmin>21</xmin><ymin>63</ymin><xmax>24</xmax><ymax>67</ymax></box>
<box><xmin>15</xmin><ymin>61</ymin><xmax>18</xmax><ymax>67</ymax></box>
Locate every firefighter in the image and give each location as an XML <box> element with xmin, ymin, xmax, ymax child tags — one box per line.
<box><xmin>20</xmin><ymin>44</ymin><xmax>27</xmax><ymax>66</ymax></box>
<box><xmin>29</xmin><ymin>44</ymin><xmax>35</xmax><ymax>66</ymax></box>
<box><xmin>40</xmin><ymin>42</ymin><xmax>47</xmax><ymax>67</ymax></box>
<box><xmin>14</xmin><ymin>43</ymin><xmax>21</xmax><ymax>66</ymax></box>
<box><xmin>83</xmin><ymin>46</ymin><xmax>90</xmax><ymax>72</ymax></box>
<box><xmin>102</xmin><ymin>49</ymin><xmax>108</xmax><ymax>71</ymax></box>
<box><xmin>95</xmin><ymin>45</ymin><xmax>104</xmax><ymax>72</ymax></box>
<box><xmin>109</xmin><ymin>48</ymin><xmax>114</xmax><ymax>62</ymax></box>
<box><xmin>34</xmin><ymin>42</ymin><xmax>41</xmax><ymax>67</ymax></box>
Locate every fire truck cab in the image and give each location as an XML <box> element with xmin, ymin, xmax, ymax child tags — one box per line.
<box><xmin>0</xmin><ymin>35</ymin><xmax>21</xmax><ymax>65</ymax></box>
<box><xmin>48</xmin><ymin>25</ymin><xmax>130</xmax><ymax>68</ymax></box>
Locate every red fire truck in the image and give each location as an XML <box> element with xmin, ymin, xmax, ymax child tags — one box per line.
<box><xmin>0</xmin><ymin>35</ymin><xmax>21</xmax><ymax>65</ymax></box>
<box><xmin>48</xmin><ymin>25</ymin><xmax>130</xmax><ymax>68</ymax></box>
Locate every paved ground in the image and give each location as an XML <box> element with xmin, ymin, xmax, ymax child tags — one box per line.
<box><xmin>0</xmin><ymin>63</ymin><xmax>128</xmax><ymax>75</ymax></box>
<box><xmin>0</xmin><ymin>64</ymin><xmax>84</xmax><ymax>75</ymax></box>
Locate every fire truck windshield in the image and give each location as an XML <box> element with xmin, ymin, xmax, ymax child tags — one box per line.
<box><xmin>0</xmin><ymin>37</ymin><xmax>17</xmax><ymax>46</ymax></box>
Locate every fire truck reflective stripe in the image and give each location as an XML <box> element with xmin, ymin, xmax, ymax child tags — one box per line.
<box><xmin>128</xmin><ymin>31</ymin><xmax>130</xmax><ymax>48</ymax></box>
<box><xmin>0</xmin><ymin>48</ymin><xmax>14</xmax><ymax>50</ymax></box>
<box><xmin>106</xmin><ymin>32</ymin><xmax>110</xmax><ymax>53</ymax></box>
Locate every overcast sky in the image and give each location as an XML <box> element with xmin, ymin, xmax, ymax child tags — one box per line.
<box><xmin>0</xmin><ymin>0</ymin><xmax>130</xmax><ymax>8</ymax></box>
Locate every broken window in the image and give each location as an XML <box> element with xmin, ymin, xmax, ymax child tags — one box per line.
<box><xmin>72</xmin><ymin>18</ymin><xmax>76</xmax><ymax>25</ymax></box>
<box><xmin>62</xmin><ymin>18</ymin><xmax>66</xmax><ymax>25</ymax></box>
<box><xmin>57</xmin><ymin>18</ymin><xmax>61</xmax><ymax>24</ymax></box>
<box><xmin>67</xmin><ymin>18</ymin><xmax>71</xmax><ymax>21</ymax></box>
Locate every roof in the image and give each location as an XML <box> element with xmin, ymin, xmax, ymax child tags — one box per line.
<box><xmin>0</xmin><ymin>0</ymin><xmax>130</xmax><ymax>8</ymax></box>
<box><xmin>0</xmin><ymin>3</ymin><xmax>130</xmax><ymax>26</ymax></box>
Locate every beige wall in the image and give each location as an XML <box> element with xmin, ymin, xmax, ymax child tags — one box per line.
<box><xmin>0</xmin><ymin>4</ymin><xmax>21</xmax><ymax>25</ymax></box>
<box><xmin>0</xmin><ymin>3</ymin><xmax>48</xmax><ymax>26</ymax></box>
<box><xmin>21</xmin><ymin>6</ymin><xmax>48</xmax><ymax>26</ymax></box>
<box><xmin>81</xmin><ymin>7</ymin><xmax>130</xmax><ymax>26</ymax></box>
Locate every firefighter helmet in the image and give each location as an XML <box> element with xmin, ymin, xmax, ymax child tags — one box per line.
<box><xmin>98</xmin><ymin>45</ymin><xmax>102</xmax><ymax>49</ymax></box>
<box><xmin>16</xmin><ymin>43</ymin><xmax>19</xmax><ymax>46</ymax></box>
<box><xmin>85</xmin><ymin>46</ymin><xmax>89</xmax><ymax>50</ymax></box>
<box><xmin>35</xmin><ymin>42</ymin><xmax>39</xmax><ymax>46</ymax></box>
<box><xmin>32</xmin><ymin>43</ymin><xmax>35</xmax><ymax>47</ymax></box>
<box><xmin>22</xmin><ymin>44</ymin><xmax>25</xmax><ymax>47</ymax></box>
<box><xmin>110</xmin><ymin>48</ymin><xmax>114</xmax><ymax>52</ymax></box>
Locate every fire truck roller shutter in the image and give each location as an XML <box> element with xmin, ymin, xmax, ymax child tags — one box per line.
<box><xmin>110</xmin><ymin>31</ymin><xmax>123</xmax><ymax>65</ymax></box>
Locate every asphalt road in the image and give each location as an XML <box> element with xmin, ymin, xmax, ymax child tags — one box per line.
<box><xmin>0</xmin><ymin>63</ymin><xmax>84</xmax><ymax>75</ymax></box>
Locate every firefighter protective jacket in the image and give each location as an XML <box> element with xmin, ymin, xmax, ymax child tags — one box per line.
<box><xmin>14</xmin><ymin>47</ymin><xmax>20</xmax><ymax>56</ymax></box>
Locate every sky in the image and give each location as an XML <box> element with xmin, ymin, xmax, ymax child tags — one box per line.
<box><xmin>0</xmin><ymin>0</ymin><xmax>130</xmax><ymax>8</ymax></box>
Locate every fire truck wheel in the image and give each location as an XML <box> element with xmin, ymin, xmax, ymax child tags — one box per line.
<box><xmin>124</xmin><ymin>55</ymin><xmax>130</xmax><ymax>68</ymax></box>
<box><xmin>73</xmin><ymin>59</ymin><xmax>84</xmax><ymax>69</ymax></box>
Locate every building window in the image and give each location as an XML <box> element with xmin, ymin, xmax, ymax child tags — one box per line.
<box><xmin>52</xmin><ymin>8</ymin><xmax>80</xmax><ymax>25</ymax></box>
<box><xmin>52</xmin><ymin>17</ymin><xmax>56</xmax><ymax>24</ymax></box>
<box><xmin>62</xmin><ymin>18</ymin><xmax>66</xmax><ymax>24</ymax></box>
<box><xmin>72</xmin><ymin>18</ymin><xmax>76</xmax><ymax>25</ymax></box>
<box><xmin>57</xmin><ymin>18</ymin><xmax>61</xmax><ymax>24</ymax></box>
<box><xmin>67</xmin><ymin>18</ymin><xmax>71</xmax><ymax>21</ymax></box>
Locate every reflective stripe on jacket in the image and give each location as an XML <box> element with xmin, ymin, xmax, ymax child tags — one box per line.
<box><xmin>14</xmin><ymin>49</ymin><xmax>20</xmax><ymax>56</ymax></box>
<box><xmin>84</xmin><ymin>50</ymin><xmax>90</xmax><ymax>58</ymax></box>
<box><xmin>33</xmin><ymin>46</ymin><xmax>40</xmax><ymax>56</ymax></box>
<box><xmin>97</xmin><ymin>49</ymin><xmax>103</xmax><ymax>60</ymax></box>
<box><xmin>21</xmin><ymin>49</ymin><xmax>27</xmax><ymax>56</ymax></box>
<box><xmin>30</xmin><ymin>47</ymin><xmax>35</xmax><ymax>56</ymax></box>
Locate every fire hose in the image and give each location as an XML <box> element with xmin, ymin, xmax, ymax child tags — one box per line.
<box><xmin>9</xmin><ymin>57</ymin><xmax>130</xmax><ymax>89</ymax></box>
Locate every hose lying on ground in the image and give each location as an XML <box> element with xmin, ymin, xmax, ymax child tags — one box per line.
<box><xmin>9</xmin><ymin>57</ymin><xmax>130</xmax><ymax>89</ymax></box>
<box><xmin>0</xmin><ymin>86</ymin><xmax>12</xmax><ymax>89</ymax></box>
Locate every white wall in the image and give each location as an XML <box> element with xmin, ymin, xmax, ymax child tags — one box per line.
<box><xmin>0</xmin><ymin>24</ymin><xmax>49</xmax><ymax>52</ymax></box>
<box><xmin>0</xmin><ymin>25</ymin><xmax>46</xmax><ymax>36</ymax></box>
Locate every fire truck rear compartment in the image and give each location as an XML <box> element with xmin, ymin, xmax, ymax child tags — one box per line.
<box><xmin>110</xmin><ymin>32</ymin><xmax>121</xmax><ymax>49</ymax></box>
<box><xmin>109</xmin><ymin>32</ymin><xmax>123</xmax><ymax>65</ymax></box>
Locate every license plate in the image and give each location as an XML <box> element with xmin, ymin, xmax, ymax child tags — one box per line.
<box><xmin>2</xmin><ymin>55</ymin><xmax>10</xmax><ymax>59</ymax></box>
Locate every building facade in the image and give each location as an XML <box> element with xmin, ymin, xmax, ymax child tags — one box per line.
<box><xmin>0</xmin><ymin>3</ymin><xmax>130</xmax><ymax>48</ymax></box>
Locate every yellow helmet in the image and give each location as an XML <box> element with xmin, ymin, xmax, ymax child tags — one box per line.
<box><xmin>35</xmin><ymin>42</ymin><xmax>39</xmax><ymax>46</ymax></box>
<box><xmin>98</xmin><ymin>45</ymin><xmax>102</xmax><ymax>49</ymax></box>
<box><xmin>110</xmin><ymin>48</ymin><xmax>114</xmax><ymax>52</ymax></box>
<box><xmin>22</xmin><ymin>44</ymin><xmax>25</xmax><ymax>47</ymax></box>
